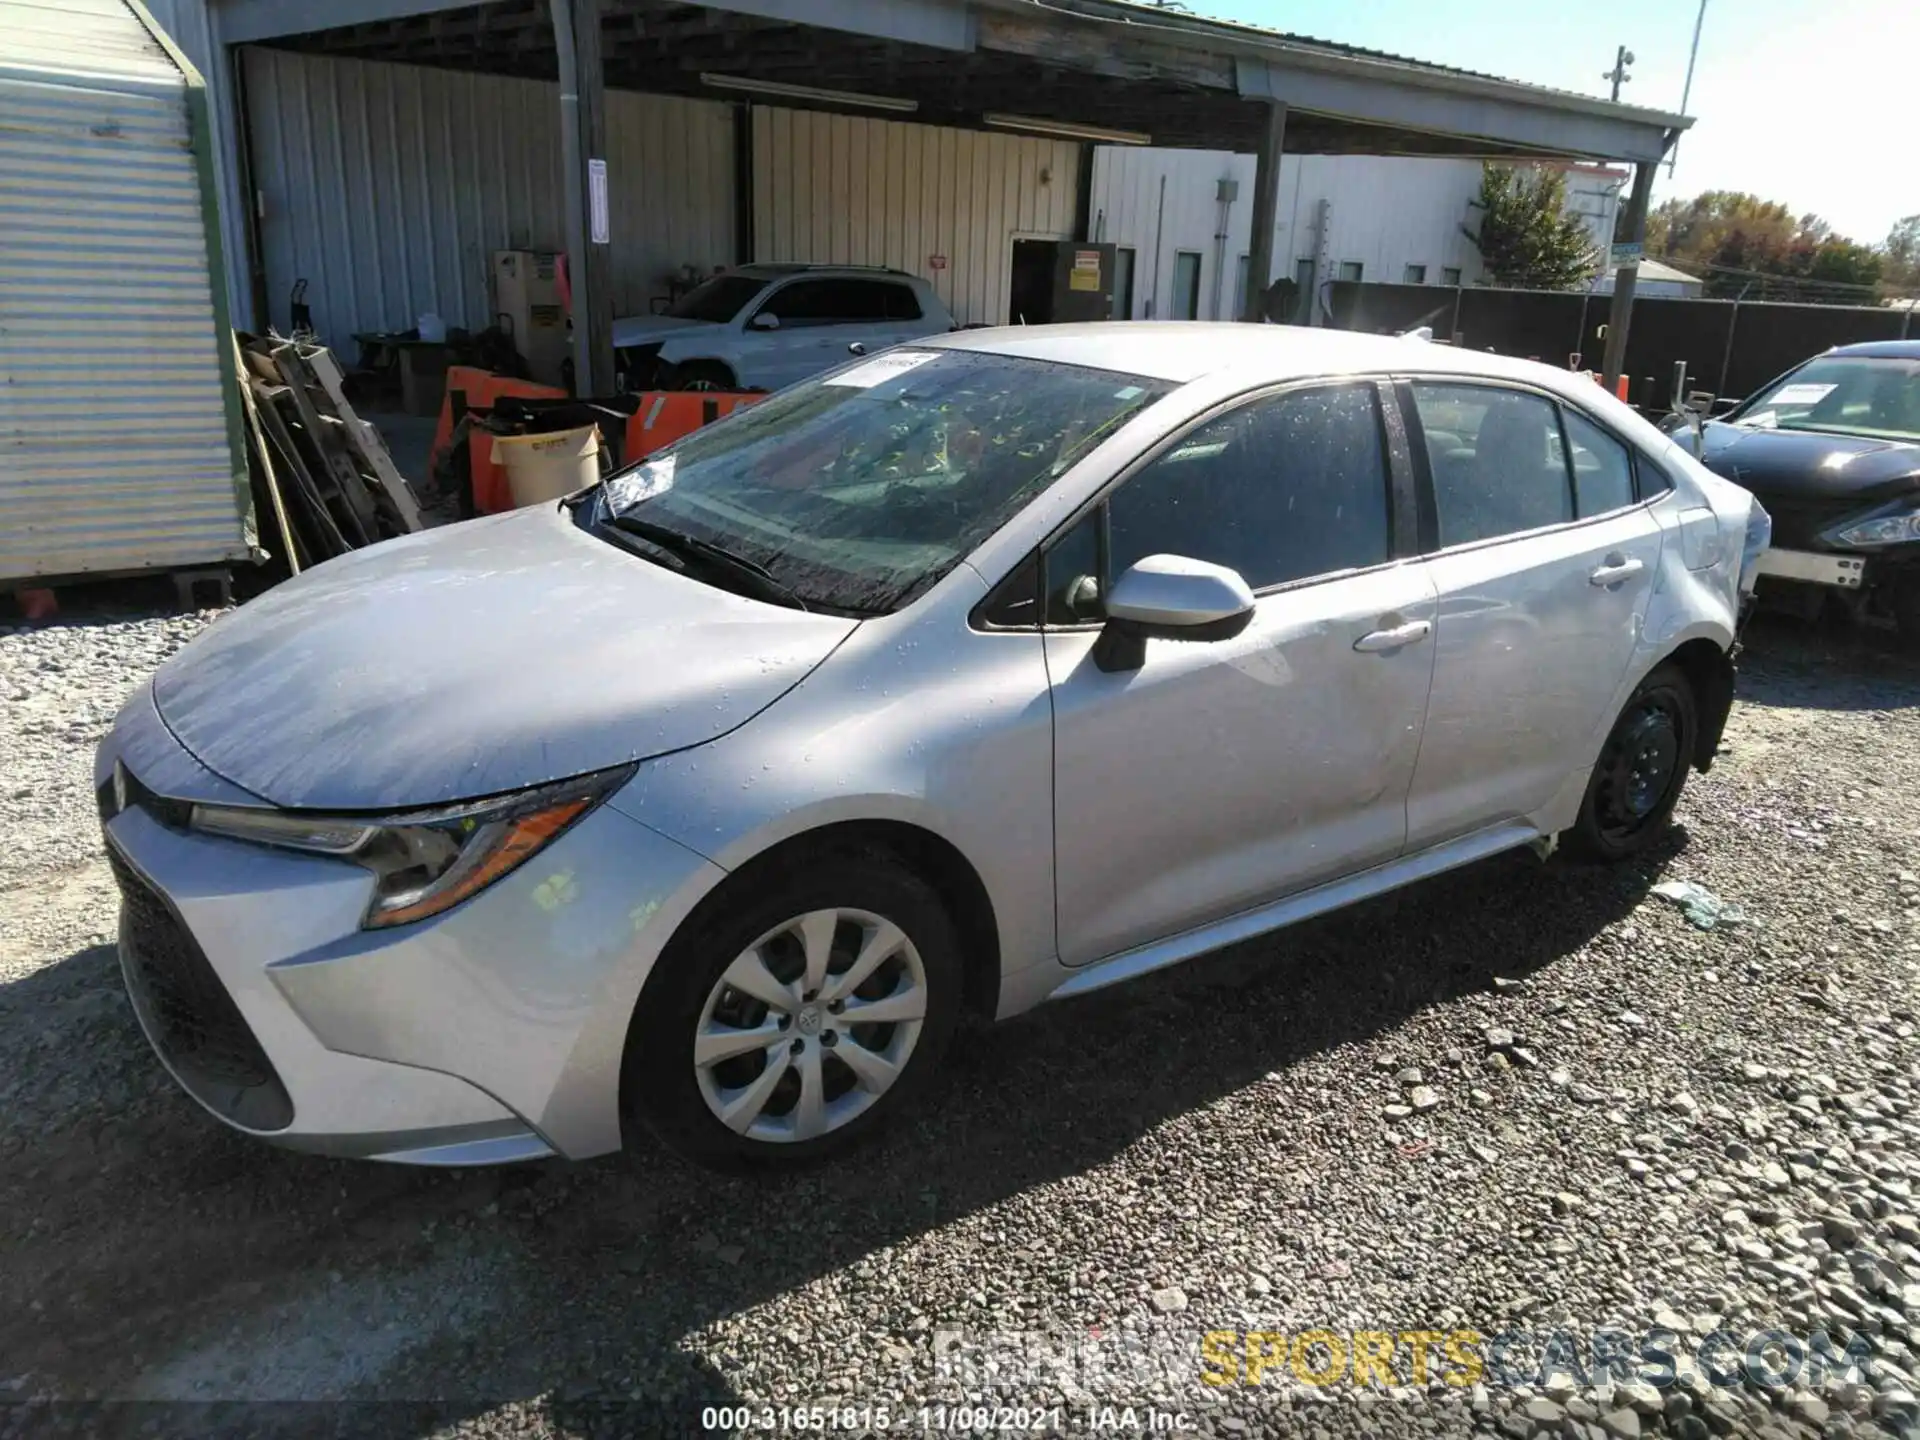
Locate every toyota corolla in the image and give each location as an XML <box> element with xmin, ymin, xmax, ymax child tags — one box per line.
<box><xmin>96</xmin><ymin>325</ymin><xmax>1768</xmax><ymax>1170</ymax></box>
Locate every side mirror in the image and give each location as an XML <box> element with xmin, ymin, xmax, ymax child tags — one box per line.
<box><xmin>1094</xmin><ymin>554</ymin><xmax>1255</xmax><ymax>672</ymax></box>
<box><xmin>748</xmin><ymin>312</ymin><xmax>780</xmax><ymax>332</ymax></box>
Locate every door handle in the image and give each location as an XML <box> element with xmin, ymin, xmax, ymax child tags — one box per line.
<box><xmin>1353</xmin><ymin>619</ymin><xmax>1433</xmax><ymax>653</ymax></box>
<box><xmin>1589</xmin><ymin>555</ymin><xmax>1646</xmax><ymax>587</ymax></box>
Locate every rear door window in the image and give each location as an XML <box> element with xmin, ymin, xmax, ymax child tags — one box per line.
<box><xmin>1410</xmin><ymin>384</ymin><xmax>1573</xmax><ymax>546</ymax></box>
<box><xmin>875</xmin><ymin>282</ymin><xmax>923</xmax><ymax>321</ymax></box>
<box><xmin>1560</xmin><ymin>407</ymin><xmax>1637</xmax><ymax>517</ymax></box>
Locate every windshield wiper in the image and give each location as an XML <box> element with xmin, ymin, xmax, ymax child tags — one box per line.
<box><xmin>600</xmin><ymin>512</ymin><xmax>811</xmax><ymax>612</ymax></box>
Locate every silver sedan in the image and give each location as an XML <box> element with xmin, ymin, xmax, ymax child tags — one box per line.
<box><xmin>96</xmin><ymin>324</ymin><xmax>1769</xmax><ymax>1170</ymax></box>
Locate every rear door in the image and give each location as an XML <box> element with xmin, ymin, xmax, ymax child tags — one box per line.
<box><xmin>1397</xmin><ymin>380</ymin><xmax>1664</xmax><ymax>849</ymax></box>
<box><xmin>1045</xmin><ymin>381</ymin><xmax>1438</xmax><ymax>966</ymax></box>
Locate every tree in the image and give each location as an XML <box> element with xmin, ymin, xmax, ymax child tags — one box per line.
<box><xmin>1803</xmin><ymin>237</ymin><xmax>1881</xmax><ymax>292</ymax></box>
<box><xmin>1462</xmin><ymin>165</ymin><xmax>1600</xmax><ymax>290</ymax></box>
<box><xmin>1647</xmin><ymin>191</ymin><xmax>1889</xmax><ymax>304</ymax></box>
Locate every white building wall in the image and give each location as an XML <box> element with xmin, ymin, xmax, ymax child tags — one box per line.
<box><xmin>753</xmin><ymin>106</ymin><xmax>1079</xmax><ymax>327</ymax></box>
<box><xmin>1091</xmin><ymin>148</ymin><xmax>1625</xmax><ymax>319</ymax></box>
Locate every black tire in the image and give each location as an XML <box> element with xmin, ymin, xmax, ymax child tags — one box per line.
<box><xmin>673</xmin><ymin>361</ymin><xmax>736</xmax><ymax>393</ymax></box>
<box><xmin>1564</xmin><ymin>662</ymin><xmax>1698</xmax><ymax>863</ymax></box>
<box><xmin>623</xmin><ymin>847</ymin><xmax>962</xmax><ymax>1171</ymax></box>
<box><xmin>1891</xmin><ymin>577</ymin><xmax>1920</xmax><ymax>653</ymax></box>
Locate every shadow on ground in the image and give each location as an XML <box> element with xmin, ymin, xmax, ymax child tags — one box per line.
<box><xmin>1735</xmin><ymin>612</ymin><xmax>1920</xmax><ymax>711</ymax></box>
<box><xmin>0</xmin><ymin>824</ymin><xmax>1677</xmax><ymax>1434</ymax></box>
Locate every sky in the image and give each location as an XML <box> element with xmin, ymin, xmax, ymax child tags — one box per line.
<box><xmin>1183</xmin><ymin>0</ymin><xmax>1918</xmax><ymax>247</ymax></box>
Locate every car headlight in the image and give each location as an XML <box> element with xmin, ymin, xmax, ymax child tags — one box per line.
<box><xmin>1824</xmin><ymin>499</ymin><xmax>1920</xmax><ymax>549</ymax></box>
<box><xmin>188</xmin><ymin>766</ymin><xmax>633</xmax><ymax>928</ymax></box>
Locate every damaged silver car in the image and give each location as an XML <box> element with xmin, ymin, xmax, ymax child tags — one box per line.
<box><xmin>96</xmin><ymin>325</ymin><xmax>1768</xmax><ymax>1170</ymax></box>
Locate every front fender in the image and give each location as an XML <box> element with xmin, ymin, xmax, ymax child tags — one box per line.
<box><xmin>605</xmin><ymin>573</ymin><xmax>1061</xmax><ymax>989</ymax></box>
<box><xmin>656</xmin><ymin>334</ymin><xmax>738</xmax><ymax>372</ymax></box>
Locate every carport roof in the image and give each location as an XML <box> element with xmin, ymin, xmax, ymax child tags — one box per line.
<box><xmin>232</xmin><ymin>0</ymin><xmax>1690</xmax><ymax>164</ymax></box>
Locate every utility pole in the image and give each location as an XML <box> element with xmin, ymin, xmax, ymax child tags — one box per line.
<box><xmin>1603</xmin><ymin>44</ymin><xmax>1634</xmax><ymax>103</ymax></box>
<box><xmin>1668</xmin><ymin>0</ymin><xmax>1709</xmax><ymax>175</ymax></box>
<box><xmin>552</xmin><ymin>0</ymin><xmax>614</xmax><ymax>398</ymax></box>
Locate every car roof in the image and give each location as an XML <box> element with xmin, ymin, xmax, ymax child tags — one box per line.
<box><xmin>921</xmin><ymin>321</ymin><xmax>1589</xmax><ymax>389</ymax></box>
<box><xmin>732</xmin><ymin>263</ymin><xmax>920</xmax><ymax>282</ymax></box>
<box><xmin>1826</xmin><ymin>340</ymin><xmax>1920</xmax><ymax>360</ymax></box>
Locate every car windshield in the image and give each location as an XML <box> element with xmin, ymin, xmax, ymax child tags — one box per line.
<box><xmin>1734</xmin><ymin>356</ymin><xmax>1920</xmax><ymax>442</ymax></box>
<box><xmin>667</xmin><ymin>274</ymin><xmax>769</xmax><ymax>323</ymax></box>
<box><xmin>593</xmin><ymin>349</ymin><xmax>1171</xmax><ymax>615</ymax></box>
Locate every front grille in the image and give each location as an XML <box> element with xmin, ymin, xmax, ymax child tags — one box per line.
<box><xmin>107</xmin><ymin>845</ymin><xmax>294</xmax><ymax>1132</ymax></box>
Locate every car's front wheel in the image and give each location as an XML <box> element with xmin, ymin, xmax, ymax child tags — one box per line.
<box><xmin>673</xmin><ymin>361</ymin><xmax>737</xmax><ymax>392</ymax></box>
<box><xmin>1565</xmin><ymin>662</ymin><xmax>1698</xmax><ymax>863</ymax></box>
<box><xmin>623</xmin><ymin>849</ymin><xmax>962</xmax><ymax>1170</ymax></box>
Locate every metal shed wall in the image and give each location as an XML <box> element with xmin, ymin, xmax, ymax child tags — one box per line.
<box><xmin>240</xmin><ymin>46</ymin><xmax>735</xmax><ymax>342</ymax></box>
<box><xmin>0</xmin><ymin>0</ymin><xmax>249</xmax><ymax>581</ymax></box>
<box><xmin>751</xmin><ymin>106</ymin><xmax>1079</xmax><ymax>327</ymax></box>
<box><xmin>139</xmin><ymin>0</ymin><xmax>250</xmax><ymax>319</ymax></box>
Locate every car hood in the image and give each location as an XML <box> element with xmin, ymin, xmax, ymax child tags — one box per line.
<box><xmin>1695</xmin><ymin>421</ymin><xmax>1920</xmax><ymax>502</ymax></box>
<box><xmin>151</xmin><ymin>506</ymin><xmax>857</xmax><ymax>811</ymax></box>
<box><xmin>611</xmin><ymin>314</ymin><xmax>720</xmax><ymax>349</ymax></box>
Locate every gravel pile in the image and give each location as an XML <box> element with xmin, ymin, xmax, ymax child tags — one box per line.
<box><xmin>2</xmin><ymin>608</ymin><xmax>1918</xmax><ymax>1440</ymax></box>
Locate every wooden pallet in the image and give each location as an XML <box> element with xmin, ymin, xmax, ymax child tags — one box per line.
<box><xmin>234</xmin><ymin>334</ymin><xmax>423</xmax><ymax>572</ymax></box>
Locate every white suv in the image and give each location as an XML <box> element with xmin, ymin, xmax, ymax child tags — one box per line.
<box><xmin>613</xmin><ymin>264</ymin><xmax>954</xmax><ymax>392</ymax></box>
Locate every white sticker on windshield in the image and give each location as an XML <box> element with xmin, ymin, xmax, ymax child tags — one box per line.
<box><xmin>824</xmin><ymin>351</ymin><xmax>940</xmax><ymax>388</ymax></box>
<box><xmin>605</xmin><ymin>452</ymin><xmax>675</xmax><ymax>508</ymax></box>
<box><xmin>1113</xmin><ymin>385</ymin><xmax>1144</xmax><ymax>400</ymax></box>
<box><xmin>1768</xmin><ymin>382</ymin><xmax>1837</xmax><ymax>406</ymax></box>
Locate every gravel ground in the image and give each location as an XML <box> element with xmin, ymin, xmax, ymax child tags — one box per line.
<box><xmin>3</xmin><ymin>601</ymin><xmax>1920</xmax><ymax>1440</ymax></box>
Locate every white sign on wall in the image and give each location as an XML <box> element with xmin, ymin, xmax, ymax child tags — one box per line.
<box><xmin>588</xmin><ymin>158</ymin><xmax>609</xmax><ymax>245</ymax></box>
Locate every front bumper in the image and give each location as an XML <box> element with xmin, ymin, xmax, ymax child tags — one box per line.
<box><xmin>98</xmin><ymin>692</ymin><xmax>725</xmax><ymax>1163</ymax></box>
<box><xmin>1755</xmin><ymin>548</ymin><xmax>1867</xmax><ymax>590</ymax></box>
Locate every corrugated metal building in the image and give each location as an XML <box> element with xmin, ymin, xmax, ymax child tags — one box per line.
<box><xmin>752</xmin><ymin>106</ymin><xmax>1078</xmax><ymax>333</ymax></box>
<box><xmin>128</xmin><ymin>16</ymin><xmax>1080</xmax><ymax>343</ymax></box>
<box><xmin>129</xmin><ymin>1</ymin><xmax>1689</xmax><ymax>353</ymax></box>
<box><xmin>0</xmin><ymin>0</ymin><xmax>250</xmax><ymax>582</ymax></box>
<box><xmin>116</xmin><ymin>0</ymin><xmax>1688</xmax><ymax>423</ymax></box>
<box><xmin>1091</xmin><ymin>147</ymin><xmax>1627</xmax><ymax>322</ymax></box>
<box><xmin>237</xmin><ymin>46</ymin><xmax>735</xmax><ymax>343</ymax></box>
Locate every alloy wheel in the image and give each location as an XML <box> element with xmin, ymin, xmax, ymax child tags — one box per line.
<box><xmin>691</xmin><ymin>908</ymin><xmax>928</xmax><ymax>1144</ymax></box>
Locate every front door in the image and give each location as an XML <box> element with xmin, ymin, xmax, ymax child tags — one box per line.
<box><xmin>1398</xmin><ymin>381</ymin><xmax>1665</xmax><ymax>848</ymax></box>
<box><xmin>1045</xmin><ymin>382</ymin><xmax>1438</xmax><ymax>967</ymax></box>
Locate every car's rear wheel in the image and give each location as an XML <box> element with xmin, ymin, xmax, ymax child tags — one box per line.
<box><xmin>623</xmin><ymin>850</ymin><xmax>961</xmax><ymax>1170</ymax></box>
<box><xmin>674</xmin><ymin>361</ymin><xmax>736</xmax><ymax>392</ymax></box>
<box><xmin>1565</xmin><ymin>662</ymin><xmax>1697</xmax><ymax>863</ymax></box>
